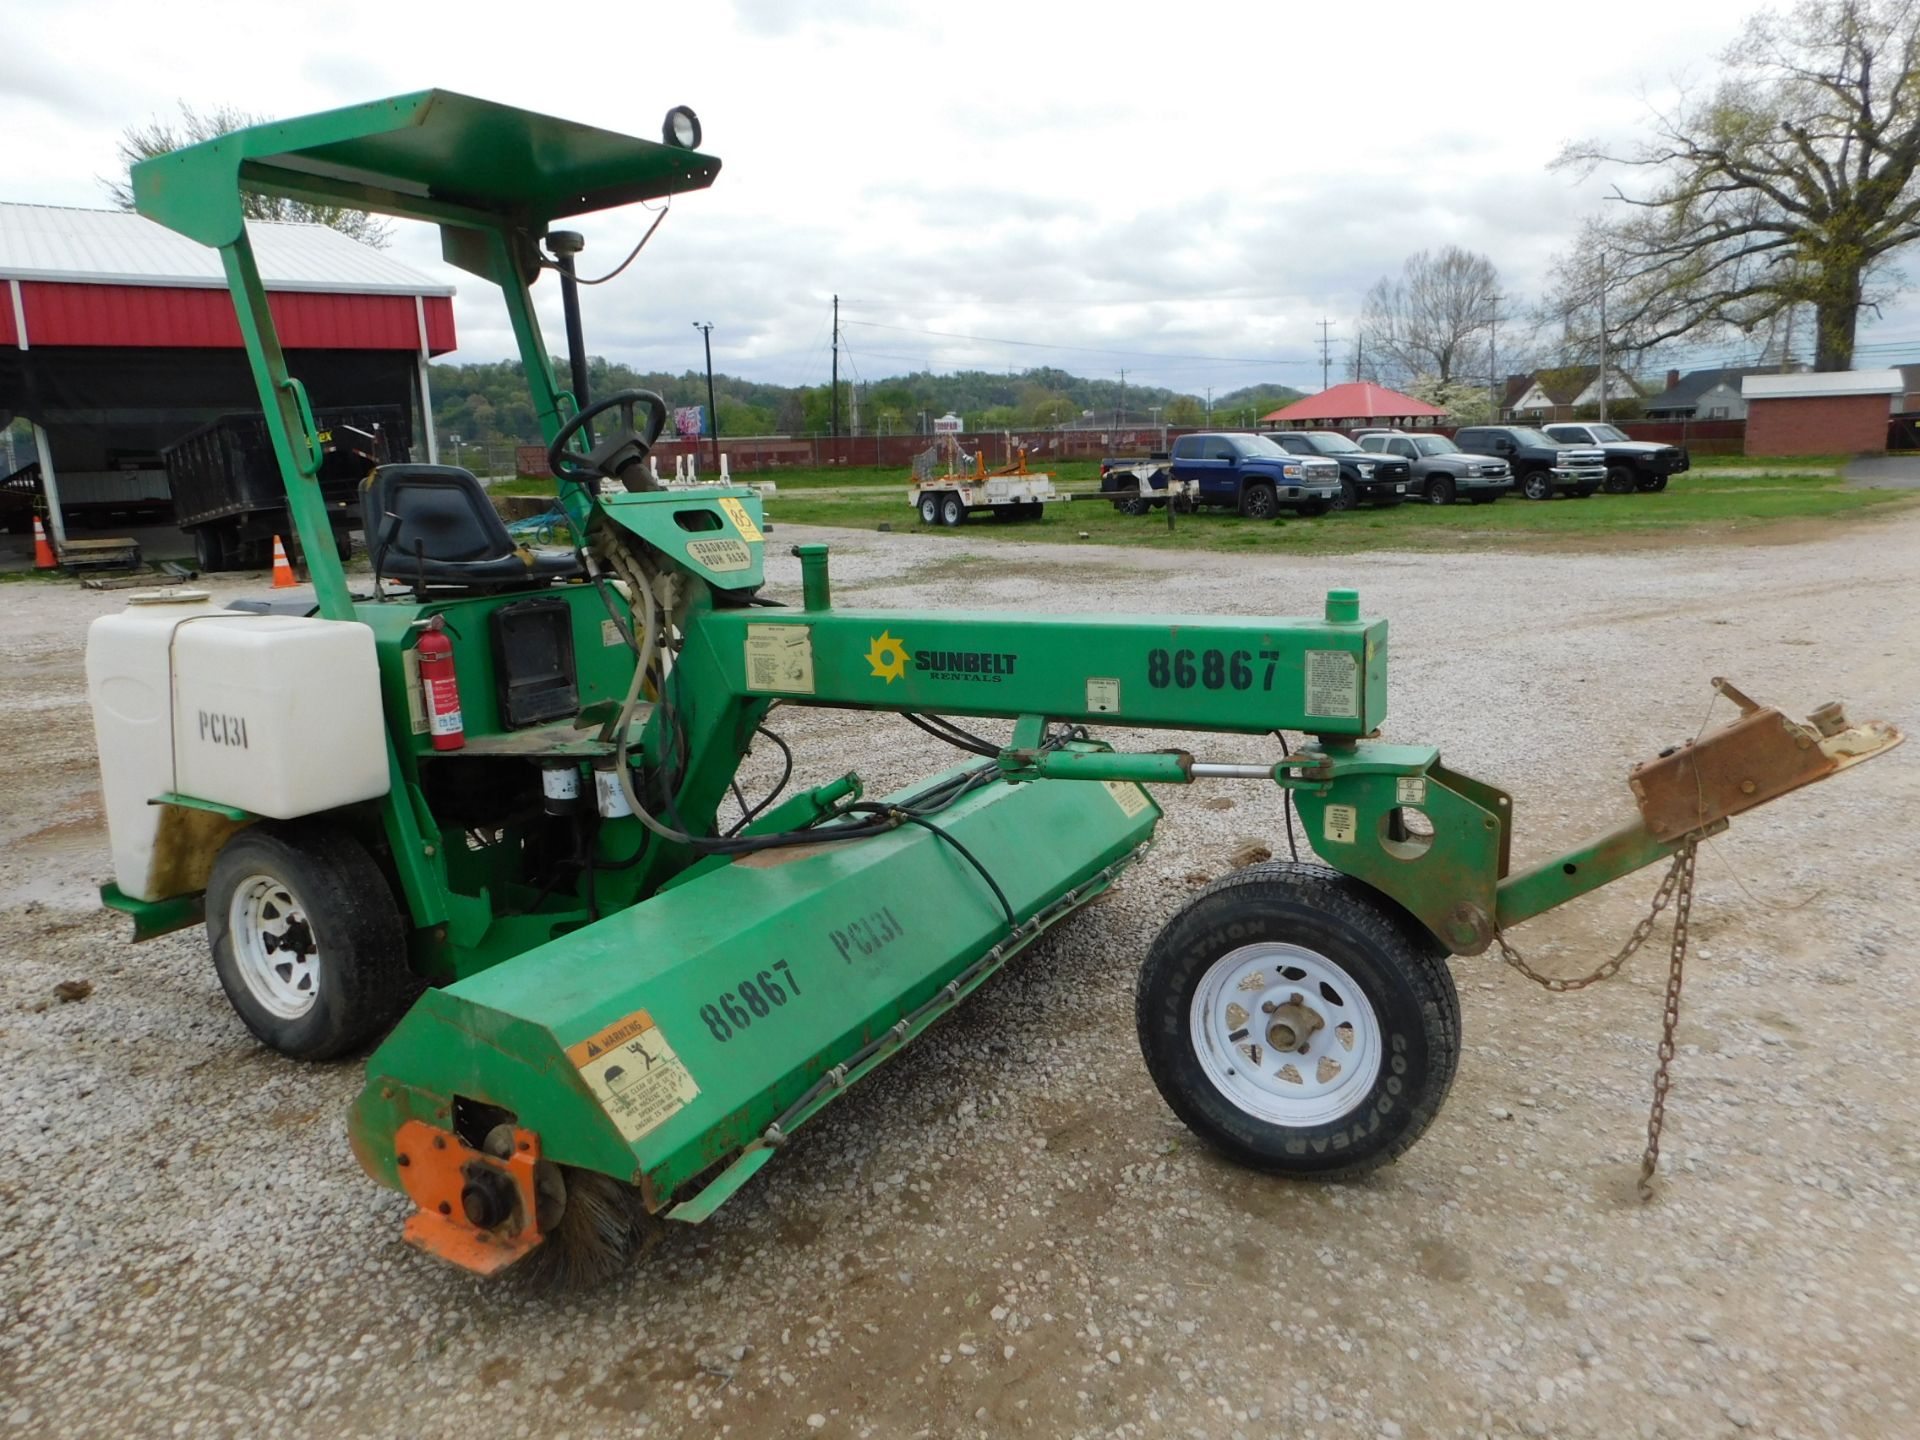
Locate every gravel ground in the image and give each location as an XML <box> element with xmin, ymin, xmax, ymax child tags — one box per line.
<box><xmin>2</xmin><ymin>511</ymin><xmax>1917</xmax><ymax>1440</ymax></box>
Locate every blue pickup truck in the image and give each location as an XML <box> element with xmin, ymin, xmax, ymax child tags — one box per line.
<box><xmin>1153</xmin><ymin>432</ymin><xmax>1342</xmax><ymax>519</ymax></box>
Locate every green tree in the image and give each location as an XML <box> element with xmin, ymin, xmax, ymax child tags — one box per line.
<box><xmin>103</xmin><ymin>103</ymin><xmax>393</xmax><ymax>248</ymax></box>
<box><xmin>1164</xmin><ymin>396</ymin><xmax>1205</xmax><ymax>426</ymax></box>
<box><xmin>1556</xmin><ymin>0</ymin><xmax>1920</xmax><ymax>370</ymax></box>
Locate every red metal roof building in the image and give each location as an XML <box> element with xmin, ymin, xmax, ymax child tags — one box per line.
<box><xmin>1</xmin><ymin>202</ymin><xmax>455</xmax><ymax>543</ymax></box>
<box><xmin>1260</xmin><ymin>382</ymin><xmax>1449</xmax><ymax>429</ymax></box>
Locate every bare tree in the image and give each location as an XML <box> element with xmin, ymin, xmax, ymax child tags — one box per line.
<box><xmin>1359</xmin><ymin>247</ymin><xmax>1501</xmax><ymax>388</ymax></box>
<box><xmin>103</xmin><ymin>103</ymin><xmax>393</xmax><ymax>249</ymax></box>
<box><xmin>1556</xmin><ymin>0</ymin><xmax>1920</xmax><ymax>371</ymax></box>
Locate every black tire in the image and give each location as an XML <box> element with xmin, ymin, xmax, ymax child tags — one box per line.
<box><xmin>1331</xmin><ymin>478</ymin><xmax>1358</xmax><ymax>512</ymax></box>
<box><xmin>1521</xmin><ymin>471</ymin><xmax>1554</xmax><ymax>501</ymax></box>
<box><xmin>1296</xmin><ymin>500</ymin><xmax>1331</xmax><ymax>518</ymax></box>
<box><xmin>331</xmin><ymin>527</ymin><xmax>355</xmax><ymax>562</ymax></box>
<box><xmin>918</xmin><ymin>494</ymin><xmax>940</xmax><ymax>525</ymax></box>
<box><xmin>1603</xmin><ymin>465</ymin><xmax>1637</xmax><ymax>495</ymax></box>
<box><xmin>1137</xmin><ymin>861</ymin><xmax>1459</xmax><ymax>1178</ymax></box>
<box><xmin>206</xmin><ymin>821</ymin><xmax>415</xmax><ymax>1062</ymax></box>
<box><xmin>190</xmin><ymin>526</ymin><xmax>226</xmax><ymax>573</ymax></box>
<box><xmin>1123</xmin><ymin>495</ymin><xmax>1151</xmax><ymax>517</ymax></box>
<box><xmin>1639</xmin><ymin>475</ymin><xmax>1669</xmax><ymax>493</ymax></box>
<box><xmin>940</xmin><ymin>494</ymin><xmax>966</xmax><ymax>527</ymax></box>
<box><xmin>1425</xmin><ymin>477</ymin><xmax>1455</xmax><ymax>506</ymax></box>
<box><xmin>1238</xmin><ymin>484</ymin><xmax>1278</xmax><ymax>520</ymax></box>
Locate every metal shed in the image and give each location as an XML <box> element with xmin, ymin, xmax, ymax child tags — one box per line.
<box><xmin>0</xmin><ymin>202</ymin><xmax>455</xmax><ymax>546</ymax></box>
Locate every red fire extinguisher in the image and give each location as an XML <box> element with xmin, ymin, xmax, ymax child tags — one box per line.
<box><xmin>416</xmin><ymin>617</ymin><xmax>465</xmax><ymax>752</ymax></box>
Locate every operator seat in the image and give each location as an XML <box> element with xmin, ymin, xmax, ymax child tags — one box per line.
<box><xmin>363</xmin><ymin>464</ymin><xmax>582</xmax><ymax>589</ymax></box>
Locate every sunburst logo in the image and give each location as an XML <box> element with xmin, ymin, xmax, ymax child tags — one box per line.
<box><xmin>865</xmin><ymin>630</ymin><xmax>909</xmax><ymax>684</ymax></box>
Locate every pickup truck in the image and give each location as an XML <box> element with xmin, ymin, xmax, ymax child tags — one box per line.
<box><xmin>1267</xmin><ymin>430</ymin><xmax>1411</xmax><ymax>509</ymax></box>
<box><xmin>1357</xmin><ymin>431</ymin><xmax>1512</xmax><ymax>504</ymax></box>
<box><xmin>1542</xmin><ymin>422</ymin><xmax>1689</xmax><ymax>493</ymax></box>
<box><xmin>1108</xmin><ymin>432</ymin><xmax>1341</xmax><ymax>519</ymax></box>
<box><xmin>1451</xmin><ymin>425</ymin><xmax>1605</xmax><ymax>500</ymax></box>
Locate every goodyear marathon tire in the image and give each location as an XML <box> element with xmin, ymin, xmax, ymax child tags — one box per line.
<box><xmin>919</xmin><ymin>494</ymin><xmax>940</xmax><ymax>525</ymax></box>
<box><xmin>1136</xmin><ymin>862</ymin><xmax>1460</xmax><ymax>1178</ymax></box>
<box><xmin>206</xmin><ymin>821</ymin><xmax>415</xmax><ymax>1061</ymax></box>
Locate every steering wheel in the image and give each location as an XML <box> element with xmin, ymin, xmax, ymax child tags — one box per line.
<box><xmin>546</xmin><ymin>389</ymin><xmax>669</xmax><ymax>490</ymax></box>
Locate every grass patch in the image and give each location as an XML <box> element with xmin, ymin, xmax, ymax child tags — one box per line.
<box><xmin>764</xmin><ymin>469</ymin><xmax>1920</xmax><ymax>556</ymax></box>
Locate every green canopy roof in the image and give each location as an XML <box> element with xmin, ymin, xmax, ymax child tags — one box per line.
<box><xmin>133</xmin><ymin>90</ymin><xmax>721</xmax><ymax>247</ymax></box>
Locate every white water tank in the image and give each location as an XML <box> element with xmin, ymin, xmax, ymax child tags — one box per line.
<box><xmin>86</xmin><ymin>597</ymin><xmax>389</xmax><ymax>901</ymax></box>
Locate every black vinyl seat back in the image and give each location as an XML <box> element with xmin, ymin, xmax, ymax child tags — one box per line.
<box><xmin>363</xmin><ymin>464</ymin><xmax>581</xmax><ymax>589</ymax></box>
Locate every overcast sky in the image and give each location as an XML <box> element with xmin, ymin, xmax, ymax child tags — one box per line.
<box><xmin>10</xmin><ymin>0</ymin><xmax>1908</xmax><ymax>395</ymax></box>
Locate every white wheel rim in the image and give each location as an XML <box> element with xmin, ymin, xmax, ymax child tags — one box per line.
<box><xmin>229</xmin><ymin>873</ymin><xmax>321</xmax><ymax>1019</ymax></box>
<box><xmin>1189</xmin><ymin>943</ymin><xmax>1383</xmax><ymax>1127</ymax></box>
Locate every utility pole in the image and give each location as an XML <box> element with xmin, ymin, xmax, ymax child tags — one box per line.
<box><xmin>1116</xmin><ymin>368</ymin><xmax>1127</xmax><ymax>428</ymax></box>
<box><xmin>1205</xmin><ymin>386</ymin><xmax>1213</xmax><ymax>421</ymax></box>
<box><xmin>1318</xmin><ymin>319</ymin><xmax>1335</xmax><ymax>391</ymax></box>
<box><xmin>1596</xmin><ymin>252</ymin><xmax>1610</xmax><ymax>423</ymax></box>
<box><xmin>830</xmin><ymin>294</ymin><xmax>840</xmax><ymax>446</ymax></box>
<box><xmin>693</xmin><ymin>321</ymin><xmax>719</xmax><ymax>476</ymax></box>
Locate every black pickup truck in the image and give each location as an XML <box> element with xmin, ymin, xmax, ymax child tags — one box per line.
<box><xmin>1543</xmin><ymin>422</ymin><xmax>1689</xmax><ymax>493</ymax></box>
<box><xmin>1266</xmin><ymin>430</ymin><xmax>1410</xmax><ymax>509</ymax></box>
<box><xmin>1452</xmin><ymin>426</ymin><xmax>1605</xmax><ymax>500</ymax></box>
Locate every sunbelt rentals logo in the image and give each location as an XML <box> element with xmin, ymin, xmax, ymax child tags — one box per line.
<box><xmin>864</xmin><ymin>630</ymin><xmax>1019</xmax><ymax>685</ymax></box>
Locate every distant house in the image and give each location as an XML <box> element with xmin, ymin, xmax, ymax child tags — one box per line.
<box><xmin>1500</xmin><ymin>365</ymin><xmax>1640</xmax><ymax>422</ymax></box>
<box><xmin>1641</xmin><ymin>366</ymin><xmax>1783</xmax><ymax>421</ymax></box>
<box><xmin>1260</xmin><ymin>381</ymin><xmax>1449</xmax><ymax>430</ymax></box>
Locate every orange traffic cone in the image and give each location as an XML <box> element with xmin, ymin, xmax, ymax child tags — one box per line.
<box><xmin>32</xmin><ymin>515</ymin><xmax>57</xmax><ymax>570</ymax></box>
<box><xmin>270</xmin><ymin>534</ymin><xmax>297</xmax><ymax>589</ymax></box>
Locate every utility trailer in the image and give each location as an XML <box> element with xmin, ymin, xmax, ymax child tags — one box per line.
<box><xmin>83</xmin><ymin>92</ymin><xmax>1902</xmax><ymax>1287</ymax></box>
<box><xmin>1098</xmin><ymin>453</ymin><xmax>1197</xmax><ymax>514</ymax></box>
<box><xmin>909</xmin><ymin>437</ymin><xmax>1060</xmax><ymax>525</ymax></box>
<box><xmin>164</xmin><ymin>405</ymin><xmax>406</xmax><ymax>571</ymax></box>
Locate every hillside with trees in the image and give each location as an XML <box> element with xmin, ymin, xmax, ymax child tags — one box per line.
<box><xmin>429</xmin><ymin>357</ymin><xmax>1302</xmax><ymax>451</ymax></box>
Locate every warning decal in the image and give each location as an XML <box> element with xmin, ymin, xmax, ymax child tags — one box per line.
<box><xmin>1395</xmin><ymin>775</ymin><xmax>1428</xmax><ymax>806</ymax></box>
<box><xmin>745</xmin><ymin>623</ymin><xmax>816</xmax><ymax>694</ymax></box>
<box><xmin>1086</xmin><ymin>676</ymin><xmax>1121</xmax><ymax>713</ymax></box>
<box><xmin>1103</xmin><ymin>780</ymin><xmax>1151</xmax><ymax>818</ymax></box>
<box><xmin>566</xmin><ymin>1011</ymin><xmax>701</xmax><ymax>1144</ymax></box>
<box><xmin>717</xmin><ymin>497</ymin><xmax>764</xmax><ymax>542</ymax></box>
<box><xmin>1323</xmin><ymin>804</ymin><xmax>1358</xmax><ymax>845</ymax></box>
<box><xmin>1304</xmin><ymin>649</ymin><xmax>1360</xmax><ymax>719</ymax></box>
<box><xmin>687</xmin><ymin>537</ymin><xmax>754</xmax><ymax>573</ymax></box>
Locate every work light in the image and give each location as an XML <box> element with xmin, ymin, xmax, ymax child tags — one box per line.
<box><xmin>662</xmin><ymin>106</ymin><xmax>702</xmax><ymax>149</ymax></box>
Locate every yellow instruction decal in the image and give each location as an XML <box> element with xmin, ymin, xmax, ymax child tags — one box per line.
<box><xmin>566</xmin><ymin>1011</ymin><xmax>701</xmax><ymax>1144</ymax></box>
<box><xmin>1323</xmin><ymin>804</ymin><xmax>1358</xmax><ymax>844</ymax></box>
<box><xmin>1104</xmin><ymin>780</ymin><xmax>1151</xmax><ymax>818</ymax></box>
<box><xmin>687</xmin><ymin>537</ymin><xmax>753</xmax><ymax>573</ymax></box>
<box><xmin>745</xmin><ymin>623</ymin><xmax>816</xmax><ymax>694</ymax></box>
<box><xmin>717</xmin><ymin>496</ymin><xmax>763</xmax><ymax>542</ymax></box>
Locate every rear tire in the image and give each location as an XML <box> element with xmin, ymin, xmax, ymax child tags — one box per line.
<box><xmin>940</xmin><ymin>494</ymin><xmax>966</xmax><ymax>527</ymax></box>
<box><xmin>190</xmin><ymin>526</ymin><xmax>226</xmax><ymax>573</ymax></box>
<box><xmin>1425</xmin><ymin>477</ymin><xmax>1455</xmax><ymax>506</ymax></box>
<box><xmin>206</xmin><ymin>821</ymin><xmax>415</xmax><ymax>1062</ymax></box>
<box><xmin>1136</xmin><ymin>861</ymin><xmax>1460</xmax><ymax>1178</ymax></box>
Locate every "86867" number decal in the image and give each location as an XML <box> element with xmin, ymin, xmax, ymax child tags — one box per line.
<box><xmin>1147</xmin><ymin>647</ymin><xmax>1280</xmax><ymax>692</ymax></box>
<box><xmin>700</xmin><ymin>959</ymin><xmax>803</xmax><ymax>1043</ymax></box>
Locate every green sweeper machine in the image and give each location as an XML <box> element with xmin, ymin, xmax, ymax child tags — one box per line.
<box><xmin>85</xmin><ymin>92</ymin><xmax>1899</xmax><ymax>1284</ymax></box>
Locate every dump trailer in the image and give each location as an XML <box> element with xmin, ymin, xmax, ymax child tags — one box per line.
<box><xmin>164</xmin><ymin>405</ymin><xmax>407</xmax><ymax>570</ymax></box>
<box><xmin>86</xmin><ymin>93</ymin><xmax>1900</xmax><ymax>1285</ymax></box>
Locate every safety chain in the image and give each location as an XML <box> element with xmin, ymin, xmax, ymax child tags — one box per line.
<box><xmin>1492</xmin><ymin>838</ymin><xmax>1699</xmax><ymax>1200</ymax></box>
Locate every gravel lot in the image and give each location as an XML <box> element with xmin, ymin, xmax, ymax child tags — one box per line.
<box><xmin>3</xmin><ymin>511</ymin><xmax>1917</xmax><ymax>1440</ymax></box>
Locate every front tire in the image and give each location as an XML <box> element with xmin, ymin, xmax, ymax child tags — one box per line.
<box><xmin>190</xmin><ymin>526</ymin><xmax>227</xmax><ymax>573</ymax></box>
<box><xmin>1238</xmin><ymin>484</ymin><xmax>1278</xmax><ymax>520</ymax></box>
<box><xmin>1521</xmin><ymin>471</ymin><xmax>1554</xmax><ymax>501</ymax></box>
<box><xmin>1603</xmin><ymin>465</ymin><xmax>1637</xmax><ymax>495</ymax></box>
<box><xmin>1425</xmin><ymin>477</ymin><xmax>1455</xmax><ymax>505</ymax></box>
<box><xmin>918</xmin><ymin>494</ymin><xmax>940</xmax><ymax>525</ymax></box>
<box><xmin>1639</xmin><ymin>475</ymin><xmax>1669</xmax><ymax>493</ymax></box>
<box><xmin>1331</xmin><ymin>479</ymin><xmax>1358</xmax><ymax>512</ymax></box>
<box><xmin>1136</xmin><ymin>862</ymin><xmax>1459</xmax><ymax>1178</ymax></box>
<box><xmin>206</xmin><ymin>822</ymin><xmax>414</xmax><ymax>1061</ymax></box>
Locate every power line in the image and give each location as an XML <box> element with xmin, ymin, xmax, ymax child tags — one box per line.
<box><xmin>841</xmin><ymin>317</ymin><xmax>1320</xmax><ymax>367</ymax></box>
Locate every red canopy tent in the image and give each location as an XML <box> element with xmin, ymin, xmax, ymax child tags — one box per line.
<box><xmin>1261</xmin><ymin>382</ymin><xmax>1448</xmax><ymax>429</ymax></box>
